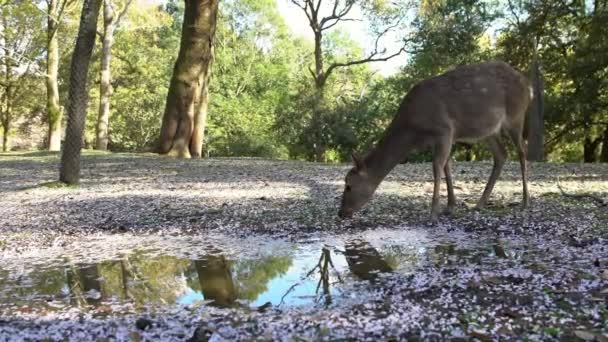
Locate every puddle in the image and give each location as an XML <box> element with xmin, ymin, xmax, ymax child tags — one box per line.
<box><xmin>0</xmin><ymin>229</ymin><xmax>526</xmax><ymax>316</ymax></box>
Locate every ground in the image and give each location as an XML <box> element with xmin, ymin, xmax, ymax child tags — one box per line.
<box><xmin>0</xmin><ymin>151</ymin><xmax>607</xmax><ymax>341</ymax></box>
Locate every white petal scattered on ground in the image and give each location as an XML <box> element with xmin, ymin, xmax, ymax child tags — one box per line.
<box><xmin>0</xmin><ymin>153</ymin><xmax>607</xmax><ymax>340</ymax></box>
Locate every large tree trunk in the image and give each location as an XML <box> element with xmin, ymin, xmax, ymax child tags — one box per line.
<box><xmin>527</xmin><ymin>43</ymin><xmax>544</xmax><ymax>161</ymax></box>
<box><xmin>600</xmin><ymin>126</ymin><xmax>608</xmax><ymax>163</ymax></box>
<box><xmin>95</xmin><ymin>0</ymin><xmax>115</xmax><ymax>151</ymax></box>
<box><xmin>159</xmin><ymin>0</ymin><xmax>218</xmax><ymax>158</ymax></box>
<box><xmin>583</xmin><ymin>136</ymin><xmax>600</xmax><ymax>163</ymax></box>
<box><xmin>47</xmin><ymin>0</ymin><xmax>63</xmax><ymax>151</ymax></box>
<box><xmin>59</xmin><ymin>0</ymin><xmax>102</xmax><ymax>185</ymax></box>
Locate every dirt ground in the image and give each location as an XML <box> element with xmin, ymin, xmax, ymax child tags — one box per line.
<box><xmin>0</xmin><ymin>152</ymin><xmax>606</xmax><ymax>341</ymax></box>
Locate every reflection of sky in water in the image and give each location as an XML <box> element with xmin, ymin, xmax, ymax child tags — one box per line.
<box><xmin>252</xmin><ymin>248</ymin><xmax>348</xmax><ymax>307</ymax></box>
<box><xmin>177</xmin><ymin>289</ymin><xmax>204</xmax><ymax>305</ymax></box>
<box><xmin>174</xmin><ymin>246</ymin><xmax>350</xmax><ymax>307</ymax></box>
<box><xmin>0</xmin><ymin>228</ymin><xmax>433</xmax><ymax>312</ymax></box>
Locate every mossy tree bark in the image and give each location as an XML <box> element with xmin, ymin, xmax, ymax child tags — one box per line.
<box><xmin>46</xmin><ymin>0</ymin><xmax>63</xmax><ymax>151</ymax></box>
<box><xmin>95</xmin><ymin>0</ymin><xmax>133</xmax><ymax>151</ymax></box>
<box><xmin>158</xmin><ymin>0</ymin><xmax>218</xmax><ymax>158</ymax></box>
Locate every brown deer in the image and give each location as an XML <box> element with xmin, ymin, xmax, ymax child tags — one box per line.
<box><xmin>338</xmin><ymin>61</ymin><xmax>533</xmax><ymax>222</ymax></box>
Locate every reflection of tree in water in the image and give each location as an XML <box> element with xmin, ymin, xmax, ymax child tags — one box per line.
<box><xmin>233</xmin><ymin>256</ymin><xmax>292</xmax><ymax>301</ymax></box>
<box><xmin>76</xmin><ymin>264</ymin><xmax>104</xmax><ymax>305</ymax></box>
<box><xmin>194</xmin><ymin>254</ymin><xmax>237</xmax><ymax>307</ymax></box>
<box><xmin>380</xmin><ymin>245</ymin><xmax>421</xmax><ymax>274</ymax></box>
<box><xmin>66</xmin><ymin>253</ymin><xmax>192</xmax><ymax>307</ymax></box>
<box><xmin>344</xmin><ymin>240</ymin><xmax>392</xmax><ymax>281</ymax></box>
<box><xmin>0</xmin><ymin>266</ymin><xmax>66</xmax><ymax>309</ymax></box>
<box><xmin>280</xmin><ymin>247</ymin><xmax>342</xmax><ymax>307</ymax></box>
<box><xmin>106</xmin><ymin>254</ymin><xmax>192</xmax><ymax>305</ymax></box>
<box><xmin>186</xmin><ymin>252</ymin><xmax>292</xmax><ymax>306</ymax></box>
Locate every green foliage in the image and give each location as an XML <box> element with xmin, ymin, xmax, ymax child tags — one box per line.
<box><xmin>2</xmin><ymin>0</ymin><xmax>606</xmax><ymax>162</ymax></box>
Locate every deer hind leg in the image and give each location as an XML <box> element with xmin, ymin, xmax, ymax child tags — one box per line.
<box><xmin>508</xmin><ymin>129</ymin><xmax>530</xmax><ymax>208</ymax></box>
<box><xmin>476</xmin><ymin>135</ymin><xmax>507</xmax><ymax>209</ymax></box>
<box><xmin>431</xmin><ymin>138</ymin><xmax>453</xmax><ymax>222</ymax></box>
<box><xmin>444</xmin><ymin>157</ymin><xmax>456</xmax><ymax>214</ymax></box>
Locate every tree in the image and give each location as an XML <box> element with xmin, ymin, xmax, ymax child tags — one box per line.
<box><xmin>289</xmin><ymin>0</ymin><xmax>408</xmax><ymax>161</ymax></box>
<box><xmin>206</xmin><ymin>0</ymin><xmax>300</xmax><ymax>158</ymax></box>
<box><xmin>95</xmin><ymin>0</ymin><xmax>134</xmax><ymax>151</ymax></box>
<box><xmin>46</xmin><ymin>0</ymin><xmax>75</xmax><ymax>151</ymax></box>
<box><xmin>499</xmin><ymin>0</ymin><xmax>608</xmax><ymax>162</ymax></box>
<box><xmin>158</xmin><ymin>0</ymin><xmax>219</xmax><ymax>158</ymax></box>
<box><xmin>0</xmin><ymin>1</ymin><xmax>45</xmax><ymax>152</ymax></box>
<box><xmin>96</xmin><ymin>1</ymin><xmax>175</xmax><ymax>152</ymax></box>
<box><xmin>59</xmin><ymin>0</ymin><xmax>102</xmax><ymax>184</ymax></box>
<box><xmin>527</xmin><ymin>40</ymin><xmax>545</xmax><ymax>161</ymax></box>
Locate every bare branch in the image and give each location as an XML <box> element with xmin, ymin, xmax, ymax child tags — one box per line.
<box><xmin>290</xmin><ymin>0</ymin><xmax>314</xmax><ymax>26</ymax></box>
<box><xmin>319</xmin><ymin>0</ymin><xmax>356</xmax><ymax>30</ymax></box>
<box><xmin>324</xmin><ymin>47</ymin><xmax>404</xmax><ymax>79</ymax></box>
<box><xmin>323</xmin><ymin>19</ymin><xmax>407</xmax><ymax>80</ymax></box>
<box><xmin>114</xmin><ymin>0</ymin><xmax>135</xmax><ymax>28</ymax></box>
<box><xmin>506</xmin><ymin>0</ymin><xmax>521</xmax><ymax>26</ymax></box>
<box><xmin>307</xmin><ymin>65</ymin><xmax>316</xmax><ymax>79</ymax></box>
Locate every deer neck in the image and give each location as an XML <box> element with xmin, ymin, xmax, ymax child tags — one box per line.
<box><xmin>363</xmin><ymin>126</ymin><xmax>416</xmax><ymax>184</ymax></box>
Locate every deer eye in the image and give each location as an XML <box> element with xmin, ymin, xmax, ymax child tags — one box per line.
<box><xmin>345</xmin><ymin>185</ymin><xmax>351</xmax><ymax>192</ymax></box>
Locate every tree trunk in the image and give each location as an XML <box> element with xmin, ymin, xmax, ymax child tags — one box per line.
<box><xmin>527</xmin><ymin>43</ymin><xmax>544</xmax><ymax>161</ymax></box>
<box><xmin>189</xmin><ymin>63</ymin><xmax>212</xmax><ymax>158</ymax></box>
<box><xmin>1</xmin><ymin>101</ymin><xmax>8</xmax><ymax>152</ymax></box>
<box><xmin>95</xmin><ymin>0</ymin><xmax>115</xmax><ymax>151</ymax></box>
<box><xmin>59</xmin><ymin>0</ymin><xmax>102</xmax><ymax>185</ymax></box>
<box><xmin>600</xmin><ymin>126</ymin><xmax>608</xmax><ymax>163</ymax></box>
<box><xmin>47</xmin><ymin>0</ymin><xmax>63</xmax><ymax>151</ymax></box>
<box><xmin>159</xmin><ymin>0</ymin><xmax>218</xmax><ymax>158</ymax></box>
<box><xmin>2</xmin><ymin>54</ymin><xmax>11</xmax><ymax>152</ymax></box>
<box><xmin>583</xmin><ymin>136</ymin><xmax>600</xmax><ymax>163</ymax></box>
<box><xmin>312</xmin><ymin>30</ymin><xmax>326</xmax><ymax>162</ymax></box>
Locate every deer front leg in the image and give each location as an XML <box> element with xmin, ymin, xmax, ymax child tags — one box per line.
<box><xmin>444</xmin><ymin>157</ymin><xmax>456</xmax><ymax>214</ymax></box>
<box><xmin>508</xmin><ymin>129</ymin><xmax>530</xmax><ymax>208</ymax></box>
<box><xmin>431</xmin><ymin>139</ymin><xmax>452</xmax><ymax>222</ymax></box>
<box><xmin>476</xmin><ymin>136</ymin><xmax>507</xmax><ymax>209</ymax></box>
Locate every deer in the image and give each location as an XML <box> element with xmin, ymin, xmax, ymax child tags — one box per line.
<box><xmin>338</xmin><ymin>61</ymin><xmax>533</xmax><ymax>222</ymax></box>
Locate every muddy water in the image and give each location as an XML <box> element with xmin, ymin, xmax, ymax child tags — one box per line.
<box><xmin>0</xmin><ymin>228</ymin><xmax>515</xmax><ymax>315</ymax></box>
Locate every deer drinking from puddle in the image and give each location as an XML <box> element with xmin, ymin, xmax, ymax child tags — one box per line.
<box><xmin>338</xmin><ymin>61</ymin><xmax>533</xmax><ymax>222</ymax></box>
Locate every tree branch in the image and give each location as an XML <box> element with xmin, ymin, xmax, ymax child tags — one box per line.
<box><xmin>323</xmin><ymin>20</ymin><xmax>407</xmax><ymax>80</ymax></box>
<box><xmin>325</xmin><ymin>47</ymin><xmax>404</xmax><ymax>79</ymax></box>
<box><xmin>319</xmin><ymin>0</ymin><xmax>356</xmax><ymax>30</ymax></box>
<box><xmin>114</xmin><ymin>0</ymin><xmax>135</xmax><ymax>28</ymax></box>
<box><xmin>290</xmin><ymin>0</ymin><xmax>314</xmax><ymax>26</ymax></box>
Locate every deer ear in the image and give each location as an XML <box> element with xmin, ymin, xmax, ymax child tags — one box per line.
<box><xmin>351</xmin><ymin>152</ymin><xmax>364</xmax><ymax>171</ymax></box>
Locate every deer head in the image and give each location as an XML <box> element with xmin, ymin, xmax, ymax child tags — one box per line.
<box><xmin>338</xmin><ymin>153</ymin><xmax>378</xmax><ymax>218</ymax></box>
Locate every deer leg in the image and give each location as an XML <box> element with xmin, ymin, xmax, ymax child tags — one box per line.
<box><xmin>508</xmin><ymin>129</ymin><xmax>530</xmax><ymax>208</ymax></box>
<box><xmin>476</xmin><ymin>136</ymin><xmax>507</xmax><ymax>209</ymax></box>
<box><xmin>431</xmin><ymin>139</ymin><xmax>452</xmax><ymax>222</ymax></box>
<box><xmin>443</xmin><ymin>157</ymin><xmax>456</xmax><ymax>214</ymax></box>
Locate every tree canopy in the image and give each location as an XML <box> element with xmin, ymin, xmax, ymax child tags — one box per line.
<box><xmin>0</xmin><ymin>0</ymin><xmax>606</xmax><ymax>162</ymax></box>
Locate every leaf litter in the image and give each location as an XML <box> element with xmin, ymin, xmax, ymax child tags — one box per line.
<box><xmin>0</xmin><ymin>153</ymin><xmax>607</xmax><ymax>340</ymax></box>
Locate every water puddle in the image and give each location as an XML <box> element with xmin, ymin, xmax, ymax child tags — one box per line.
<box><xmin>0</xmin><ymin>229</ymin><xmax>524</xmax><ymax>316</ymax></box>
